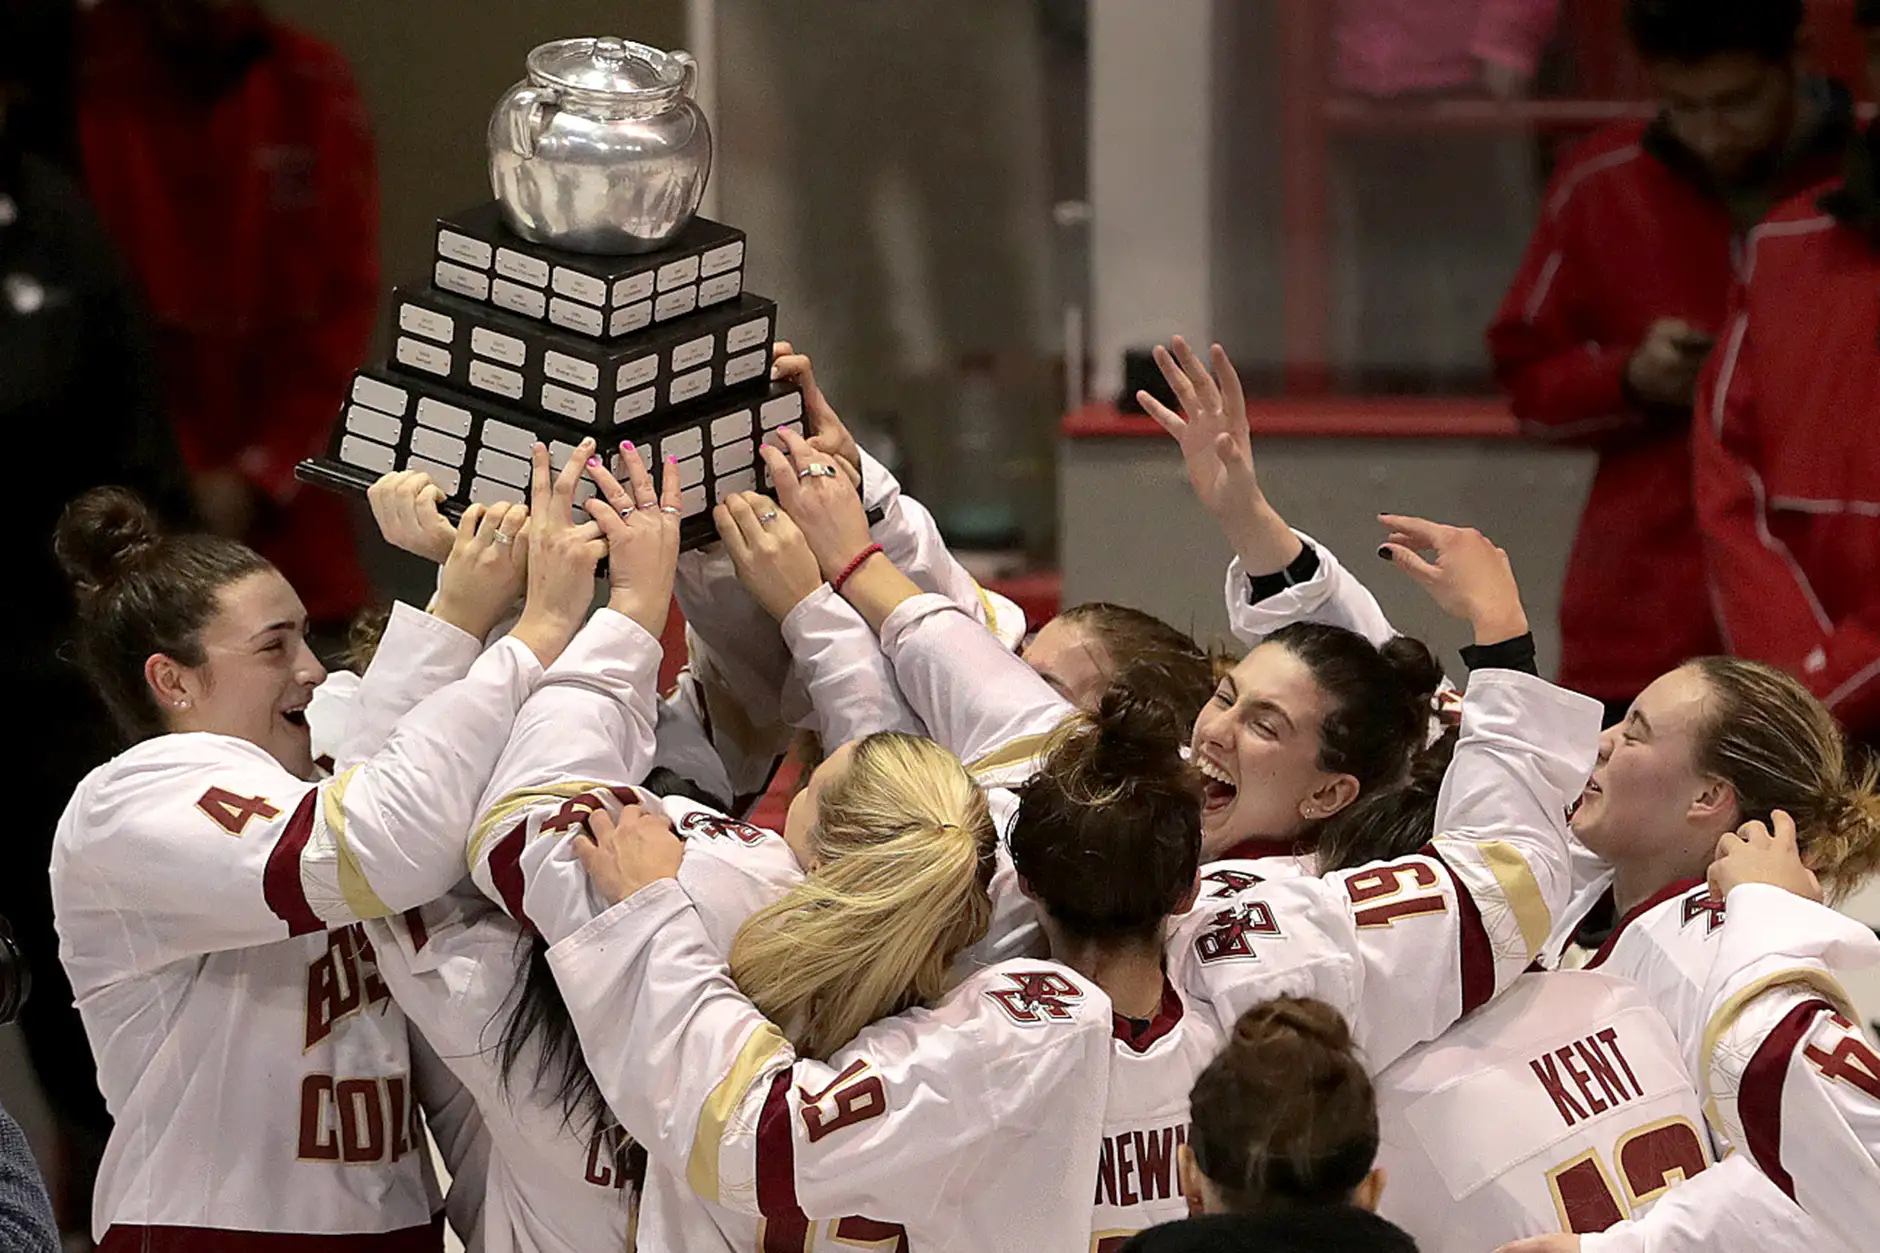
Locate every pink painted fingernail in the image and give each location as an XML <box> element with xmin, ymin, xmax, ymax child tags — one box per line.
<box><xmin>587</xmin><ymin>456</ymin><xmax>601</xmax><ymax>467</ymax></box>
<box><xmin>667</xmin><ymin>454</ymin><xmax>677</xmax><ymax>465</ymax></box>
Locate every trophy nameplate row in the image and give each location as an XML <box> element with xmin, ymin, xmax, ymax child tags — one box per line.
<box><xmin>391</xmin><ymin>285</ymin><xmax>777</xmax><ymax>436</ymax></box>
<box><xmin>434</xmin><ymin>203</ymin><xmax>747</xmax><ymax>341</ymax></box>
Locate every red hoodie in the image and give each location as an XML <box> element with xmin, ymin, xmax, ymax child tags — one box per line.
<box><xmin>76</xmin><ymin>2</ymin><xmax>377</xmax><ymax>624</ymax></box>
<box><xmin>1488</xmin><ymin>99</ymin><xmax>1851</xmax><ymax>702</ymax></box>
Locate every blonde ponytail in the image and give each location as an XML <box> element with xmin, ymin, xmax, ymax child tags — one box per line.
<box><xmin>728</xmin><ymin>733</ymin><xmax>995</xmax><ymax>1060</ymax></box>
<box><xmin>1691</xmin><ymin>657</ymin><xmax>1880</xmax><ymax>902</ymax></box>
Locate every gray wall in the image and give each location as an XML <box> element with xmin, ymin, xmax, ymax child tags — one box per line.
<box><xmin>1061</xmin><ymin>436</ymin><xmax>1598</xmax><ymax>681</ymax></box>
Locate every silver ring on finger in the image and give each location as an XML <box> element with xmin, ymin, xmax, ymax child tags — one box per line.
<box><xmin>617</xmin><ymin>502</ymin><xmax>636</xmax><ymax>517</ymax></box>
<box><xmin>659</xmin><ymin>505</ymin><xmax>682</xmax><ymax>515</ymax></box>
<box><xmin>758</xmin><ymin>510</ymin><xmax>780</xmax><ymax>523</ymax></box>
<box><xmin>491</xmin><ymin>531</ymin><xmax>515</xmax><ymax>546</ymax></box>
<box><xmin>797</xmin><ymin>464</ymin><xmax>840</xmax><ymax>480</ymax></box>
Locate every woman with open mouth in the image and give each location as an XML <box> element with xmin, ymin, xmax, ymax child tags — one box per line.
<box><xmin>46</xmin><ymin>441</ymin><xmax>605</xmax><ymax>1252</ymax></box>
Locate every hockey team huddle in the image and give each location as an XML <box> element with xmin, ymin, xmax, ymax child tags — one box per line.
<box><xmin>43</xmin><ymin>338</ymin><xmax>1880</xmax><ymax>1253</ymax></box>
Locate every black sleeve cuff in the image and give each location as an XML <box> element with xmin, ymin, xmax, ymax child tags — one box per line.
<box><xmin>1244</xmin><ymin>542</ymin><xmax>1322</xmax><ymax>604</ymax></box>
<box><xmin>1461</xmin><ymin>632</ymin><xmax>1538</xmax><ymax>676</ymax></box>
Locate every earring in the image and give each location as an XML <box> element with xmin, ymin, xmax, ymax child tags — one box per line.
<box><xmin>173</xmin><ymin>699</ymin><xmax>189</xmax><ymax>710</ymax></box>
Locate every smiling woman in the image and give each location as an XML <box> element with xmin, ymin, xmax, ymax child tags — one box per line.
<box><xmin>42</xmin><ymin>455</ymin><xmax>606</xmax><ymax>1251</ymax></box>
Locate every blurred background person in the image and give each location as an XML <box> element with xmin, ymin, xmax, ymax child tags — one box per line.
<box><xmin>1490</xmin><ymin>0</ymin><xmax>1849</xmax><ymax>729</ymax></box>
<box><xmin>1331</xmin><ymin>0</ymin><xmax>1561</xmax><ymax>393</ymax></box>
<box><xmin>1694</xmin><ymin>0</ymin><xmax>1880</xmax><ymax>750</ymax></box>
<box><xmin>1</xmin><ymin>0</ymin><xmax>194</xmax><ymax>1240</ymax></box>
<box><xmin>75</xmin><ymin>0</ymin><xmax>379</xmax><ymax>658</ymax></box>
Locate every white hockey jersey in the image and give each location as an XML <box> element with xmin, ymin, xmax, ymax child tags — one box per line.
<box><xmin>1088</xmin><ymin>977</ymin><xmax>1226</xmax><ymax>1247</ymax></box>
<box><xmin>1166</xmin><ymin>665</ymin><xmax>1600</xmax><ymax>1072</ymax></box>
<box><xmin>53</xmin><ymin>619</ymin><xmax>542</xmax><ymax>1243</ymax></box>
<box><xmin>547</xmin><ymin>878</ymin><xmax>1114</xmax><ymax>1253</ymax></box>
<box><xmin>1376</xmin><ymin>970</ymin><xmax>1712</xmax><ymax>1252</ymax></box>
<box><xmin>1691</xmin><ymin>884</ymin><xmax>1880</xmax><ymax>1253</ymax></box>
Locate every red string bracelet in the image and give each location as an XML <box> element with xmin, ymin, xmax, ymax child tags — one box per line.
<box><xmin>831</xmin><ymin>543</ymin><xmax>884</xmax><ymax>595</ymax></box>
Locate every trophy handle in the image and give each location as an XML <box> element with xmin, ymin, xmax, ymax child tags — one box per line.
<box><xmin>674</xmin><ymin>51</ymin><xmax>699</xmax><ymax>99</ymax></box>
<box><xmin>508</xmin><ymin>85</ymin><xmax>562</xmax><ymax>159</ymax></box>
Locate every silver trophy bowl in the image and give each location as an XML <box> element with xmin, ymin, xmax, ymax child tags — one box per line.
<box><xmin>489</xmin><ymin>36</ymin><xmax>714</xmax><ymax>255</ymax></box>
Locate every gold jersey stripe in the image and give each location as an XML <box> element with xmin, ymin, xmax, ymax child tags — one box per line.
<box><xmin>319</xmin><ymin>766</ymin><xmax>393</xmax><ymax>920</ymax></box>
<box><xmin>465</xmin><ymin>779</ymin><xmax>613</xmax><ymax>871</ymax></box>
<box><xmin>1476</xmin><ymin>838</ymin><xmax>1553</xmax><ymax>961</ymax></box>
<box><xmin>1698</xmin><ymin>966</ymin><xmax>1855</xmax><ymax>1133</ymax></box>
<box><xmin>689</xmin><ymin>1021</ymin><xmax>788</xmax><ymax>1203</ymax></box>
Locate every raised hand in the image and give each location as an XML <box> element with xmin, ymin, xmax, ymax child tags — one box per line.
<box><xmin>366</xmin><ymin>470</ymin><xmax>458</xmax><ymax>563</ymax></box>
<box><xmin>508</xmin><ymin>439</ymin><xmax>607</xmax><ymax>667</ymax></box>
<box><xmin>715</xmin><ymin>491</ymin><xmax>824</xmax><ymax>622</ymax></box>
<box><xmin>1709</xmin><ymin>810</ymin><xmax>1824</xmax><ymax>903</ymax></box>
<box><xmin>1377</xmin><ymin>514</ymin><xmax>1529</xmax><ymax>645</ymax></box>
<box><xmin>1137</xmin><ymin>336</ymin><xmax>1301</xmax><ymax>575</ymax></box>
<box><xmin>432</xmin><ymin>500</ymin><xmax>529</xmax><ymax>641</ymax></box>
<box><xmin>572</xmin><ymin>803</ymin><xmax>684</xmax><ymax>905</ymax></box>
<box><xmin>583</xmin><ymin>442</ymin><xmax>682</xmax><ymax>638</ymax></box>
<box><xmin>762</xmin><ymin>426</ymin><xmax>874</xmax><ymax>581</ymax></box>
<box><xmin>772</xmin><ymin>341</ymin><xmax>862</xmax><ymax>481</ymax></box>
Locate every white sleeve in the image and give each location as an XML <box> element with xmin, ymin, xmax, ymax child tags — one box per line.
<box><xmin>1692</xmin><ymin>885</ymin><xmax>1880</xmax><ymax>1249</ymax></box>
<box><xmin>465</xmin><ymin>610</ymin><xmax>663</xmax><ymax>944</ymax></box>
<box><xmin>878</xmin><ymin>593</ymin><xmax>1077</xmax><ymax>786</ymax></box>
<box><xmin>858</xmin><ymin>446</ymin><xmax>989</xmax><ymax>623</ymax></box>
<box><xmin>334</xmin><ymin>601</ymin><xmax>484</xmax><ymax>769</ymax></box>
<box><xmin>1579</xmin><ymin>1153</ymin><xmax>1855</xmax><ymax>1253</ymax></box>
<box><xmin>778</xmin><ymin>584</ymin><xmax>924</xmax><ymax>747</ymax></box>
<box><xmin>366</xmin><ymin>898</ymin><xmax>638</xmax><ymax>1236</ymax></box>
<box><xmin>1223</xmin><ymin>532</ymin><xmax>1397</xmax><ymax>647</ymax></box>
<box><xmin>55</xmin><ymin>638</ymin><xmax>542</xmax><ymax>972</ymax></box>
<box><xmin>545</xmin><ymin>879</ymin><xmax>1110</xmax><ymax>1230</ymax></box>
<box><xmin>1181</xmin><ymin>668</ymin><xmax>1600</xmax><ymax>1069</ymax></box>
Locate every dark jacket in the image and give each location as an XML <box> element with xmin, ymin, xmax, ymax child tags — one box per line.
<box><xmin>0</xmin><ymin>1099</ymin><xmax>59</xmax><ymax>1253</ymax></box>
<box><xmin>1121</xmin><ymin>1209</ymin><xmax>1419</xmax><ymax>1253</ymax></box>
<box><xmin>1</xmin><ymin>149</ymin><xmax>193</xmax><ymax>695</ymax></box>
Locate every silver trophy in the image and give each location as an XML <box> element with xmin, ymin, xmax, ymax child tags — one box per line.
<box><xmin>490</xmin><ymin>36</ymin><xmax>713</xmax><ymax>256</ymax></box>
<box><xmin>299</xmin><ymin>36</ymin><xmax>800</xmax><ymax>550</ymax></box>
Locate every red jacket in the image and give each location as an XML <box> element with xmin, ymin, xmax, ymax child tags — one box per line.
<box><xmin>1488</xmin><ymin>110</ymin><xmax>1848</xmax><ymax>701</ymax></box>
<box><xmin>1694</xmin><ymin>154</ymin><xmax>1880</xmax><ymax>737</ymax></box>
<box><xmin>75</xmin><ymin>3</ymin><xmax>377</xmax><ymax>624</ymax></box>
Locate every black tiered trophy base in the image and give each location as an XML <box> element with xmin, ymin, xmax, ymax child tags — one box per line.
<box><xmin>298</xmin><ymin>369</ymin><xmax>805</xmax><ymax>552</ymax></box>
<box><xmin>297</xmin><ymin>199</ymin><xmax>797</xmax><ymax>554</ymax></box>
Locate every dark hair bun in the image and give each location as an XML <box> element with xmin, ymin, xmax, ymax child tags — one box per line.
<box><xmin>56</xmin><ymin>487</ymin><xmax>163</xmax><ymax>599</ymax></box>
<box><xmin>1233</xmin><ymin>996</ymin><xmax>1358</xmax><ymax>1058</ymax></box>
<box><xmin>1379</xmin><ymin>635</ymin><xmax>1444</xmax><ymax>710</ymax></box>
<box><xmin>1085</xmin><ymin>686</ymin><xmax>1190</xmax><ymax>785</ymax></box>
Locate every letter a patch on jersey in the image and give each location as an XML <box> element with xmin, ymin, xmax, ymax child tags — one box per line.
<box><xmin>1193</xmin><ymin>901</ymin><xmax>1282</xmax><ymax>963</ymax></box>
<box><xmin>1679</xmin><ymin>888</ymin><xmax>1725</xmax><ymax>934</ymax></box>
<box><xmin>678</xmin><ymin>810</ymin><xmax>768</xmax><ymax>846</ymax></box>
<box><xmin>987</xmin><ymin>971</ymin><xmax>1084</xmax><ymax>1025</ymax></box>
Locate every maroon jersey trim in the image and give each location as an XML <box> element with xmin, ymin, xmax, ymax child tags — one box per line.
<box><xmin>755</xmin><ymin>1067</ymin><xmax>813</xmax><ymax>1238</ymax></box>
<box><xmin>262</xmin><ymin>790</ymin><xmax>324</xmax><ymax>937</ymax></box>
<box><xmin>1112</xmin><ymin>975</ymin><xmax>1185</xmax><ymax>1053</ymax></box>
<box><xmin>1583</xmin><ymin>877</ymin><xmax>1706</xmax><ymax>971</ymax></box>
<box><xmin>487</xmin><ymin>817</ymin><xmax>536</xmax><ymax>935</ymax></box>
<box><xmin>1739</xmin><ymin>996</ymin><xmax>1833</xmax><ymax>1202</ymax></box>
<box><xmin>1216</xmin><ymin>834</ymin><xmax>1316</xmax><ymax>863</ymax></box>
<box><xmin>1422</xmin><ymin>844</ymin><xmax>1495</xmax><ymax>1014</ymax></box>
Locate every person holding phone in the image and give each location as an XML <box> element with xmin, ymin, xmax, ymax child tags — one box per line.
<box><xmin>1489</xmin><ymin>0</ymin><xmax>1850</xmax><ymax>733</ymax></box>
